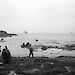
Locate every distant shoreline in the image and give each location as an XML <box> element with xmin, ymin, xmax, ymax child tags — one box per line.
<box><xmin>0</xmin><ymin>30</ymin><xmax>18</xmax><ymax>37</ymax></box>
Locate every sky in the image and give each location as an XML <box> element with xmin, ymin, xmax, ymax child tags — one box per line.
<box><xmin>0</xmin><ymin>0</ymin><xmax>75</xmax><ymax>33</ymax></box>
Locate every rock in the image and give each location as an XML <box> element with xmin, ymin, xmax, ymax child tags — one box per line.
<box><xmin>0</xmin><ymin>30</ymin><xmax>17</xmax><ymax>37</ymax></box>
<box><xmin>41</xmin><ymin>46</ymin><xmax>48</xmax><ymax>50</ymax></box>
<box><xmin>35</xmin><ymin>39</ymin><xmax>38</xmax><ymax>42</ymax></box>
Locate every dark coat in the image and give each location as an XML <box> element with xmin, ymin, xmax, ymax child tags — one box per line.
<box><xmin>2</xmin><ymin>48</ymin><xmax>11</xmax><ymax>63</ymax></box>
<box><xmin>29</xmin><ymin>47</ymin><xmax>34</xmax><ymax>53</ymax></box>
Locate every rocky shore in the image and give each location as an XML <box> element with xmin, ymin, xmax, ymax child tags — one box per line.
<box><xmin>0</xmin><ymin>56</ymin><xmax>75</xmax><ymax>75</ymax></box>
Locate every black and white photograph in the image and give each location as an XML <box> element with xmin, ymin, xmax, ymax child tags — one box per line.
<box><xmin>0</xmin><ymin>0</ymin><xmax>75</xmax><ymax>75</ymax></box>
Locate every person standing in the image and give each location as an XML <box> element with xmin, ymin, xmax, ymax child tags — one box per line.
<box><xmin>25</xmin><ymin>42</ymin><xmax>34</xmax><ymax>57</ymax></box>
<box><xmin>0</xmin><ymin>46</ymin><xmax>1</xmax><ymax>52</ymax></box>
<box><xmin>29</xmin><ymin>47</ymin><xmax>34</xmax><ymax>57</ymax></box>
<box><xmin>0</xmin><ymin>46</ymin><xmax>1</xmax><ymax>56</ymax></box>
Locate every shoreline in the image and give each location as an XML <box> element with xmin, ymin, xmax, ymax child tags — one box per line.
<box><xmin>0</xmin><ymin>33</ymin><xmax>75</xmax><ymax>58</ymax></box>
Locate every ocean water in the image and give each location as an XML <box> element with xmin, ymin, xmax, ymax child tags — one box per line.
<box><xmin>0</xmin><ymin>33</ymin><xmax>75</xmax><ymax>57</ymax></box>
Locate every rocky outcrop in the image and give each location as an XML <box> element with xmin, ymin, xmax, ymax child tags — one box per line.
<box><xmin>0</xmin><ymin>30</ymin><xmax>17</xmax><ymax>37</ymax></box>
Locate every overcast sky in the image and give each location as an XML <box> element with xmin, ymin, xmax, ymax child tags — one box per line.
<box><xmin>0</xmin><ymin>0</ymin><xmax>75</xmax><ymax>33</ymax></box>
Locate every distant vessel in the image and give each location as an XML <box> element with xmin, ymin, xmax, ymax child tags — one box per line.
<box><xmin>70</xmin><ymin>32</ymin><xmax>74</xmax><ymax>34</ymax></box>
<box><xmin>24</xmin><ymin>31</ymin><xmax>28</xmax><ymax>34</ymax></box>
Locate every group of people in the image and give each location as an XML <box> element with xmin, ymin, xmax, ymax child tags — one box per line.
<box><xmin>0</xmin><ymin>42</ymin><xmax>34</xmax><ymax>64</ymax></box>
<box><xmin>0</xmin><ymin>46</ymin><xmax>11</xmax><ymax>64</ymax></box>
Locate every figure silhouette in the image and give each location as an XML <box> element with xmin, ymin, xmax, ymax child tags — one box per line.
<box><xmin>2</xmin><ymin>46</ymin><xmax>11</xmax><ymax>64</ymax></box>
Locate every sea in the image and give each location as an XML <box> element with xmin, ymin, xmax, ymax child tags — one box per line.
<box><xmin>0</xmin><ymin>33</ymin><xmax>75</xmax><ymax>58</ymax></box>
